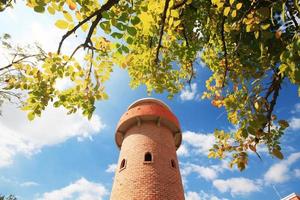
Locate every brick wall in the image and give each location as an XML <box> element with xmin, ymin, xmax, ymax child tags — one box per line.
<box><xmin>110</xmin><ymin>122</ymin><xmax>185</xmax><ymax>200</ymax></box>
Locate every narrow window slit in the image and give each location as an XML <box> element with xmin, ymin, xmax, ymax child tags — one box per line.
<box><xmin>120</xmin><ymin>159</ymin><xmax>126</xmax><ymax>169</ymax></box>
<box><xmin>144</xmin><ymin>152</ymin><xmax>152</xmax><ymax>162</ymax></box>
<box><xmin>171</xmin><ymin>159</ymin><xmax>176</xmax><ymax>168</ymax></box>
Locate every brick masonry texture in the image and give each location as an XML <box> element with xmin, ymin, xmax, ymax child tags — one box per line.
<box><xmin>110</xmin><ymin>122</ymin><xmax>185</xmax><ymax>200</ymax></box>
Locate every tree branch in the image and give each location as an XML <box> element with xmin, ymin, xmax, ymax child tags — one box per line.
<box><xmin>182</xmin><ymin>24</ymin><xmax>195</xmax><ymax>85</ymax></box>
<box><xmin>286</xmin><ymin>1</ymin><xmax>299</xmax><ymax>30</ymax></box>
<box><xmin>265</xmin><ymin>74</ymin><xmax>283</xmax><ymax>123</ymax></box>
<box><xmin>221</xmin><ymin>16</ymin><xmax>229</xmax><ymax>88</ymax></box>
<box><xmin>0</xmin><ymin>54</ymin><xmax>42</xmax><ymax>71</ymax></box>
<box><xmin>57</xmin><ymin>0</ymin><xmax>119</xmax><ymax>54</ymax></box>
<box><xmin>155</xmin><ymin>0</ymin><xmax>170</xmax><ymax>63</ymax></box>
<box><xmin>172</xmin><ymin>0</ymin><xmax>188</xmax><ymax>9</ymax></box>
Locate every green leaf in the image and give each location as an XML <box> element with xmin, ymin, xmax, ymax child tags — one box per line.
<box><xmin>102</xmin><ymin>11</ymin><xmax>110</xmax><ymax>19</ymax></box>
<box><xmin>100</xmin><ymin>21</ymin><xmax>111</xmax><ymax>33</ymax></box>
<box><xmin>118</xmin><ymin>13</ymin><xmax>128</xmax><ymax>22</ymax></box>
<box><xmin>53</xmin><ymin>101</ymin><xmax>60</xmax><ymax>107</ymax></box>
<box><xmin>126</xmin><ymin>37</ymin><xmax>133</xmax><ymax>44</ymax></box>
<box><xmin>272</xmin><ymin>149</ymin><xmax>284</xmax><ymax>160</ymax></box>
<box><xmin>55</xmin><ymin>20</ymin><xmax>69</xmax><ymax>29</ymax></box>
<box><xmin>34</xmin><ymin>6</ymin><xmax>45</xmax><ymax>13</ymax></box>
<box><xmin>131</xmin><ymin>16</ymin><xmax>141</xmax><ymax>25</ymax></box>
<box><xmin>115</xmin><ymin>22</ymin><xmax>126</xmax><ymax>31</ymax></box>
<box><xmin>111</xmin><ymin>32</ymin><xmax>123</xmax><ymax>39</ymax></box>
<box><xmin>121</xmin><ymin>45</ymin><xmax>129</xmax><ymax>53</ymax></box>
<box><xmin>127</xmin><ymin>26</ymin><xmax>137</xmax><ymax>36</ymax></box>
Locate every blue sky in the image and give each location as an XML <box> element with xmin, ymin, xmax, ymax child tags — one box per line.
<box><xmin>0</xmin><ymin>3</ymin><xmax>300</xmax><ymax>200</ymax></box>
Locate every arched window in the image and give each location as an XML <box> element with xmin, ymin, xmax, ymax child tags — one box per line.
<box><xmin>120</xmin><ymin>159</ymin><xmax>126</xmax><ymax>170</ymax></box>
<box><xmin>171</xmin><ymin>159</ymin><xmax>176</xmax><ymax>168</ymax></box>
<box><xmin>144</xmin><ymin>152</ymin><xmax>152</xmax><ymax>162</ymax></box>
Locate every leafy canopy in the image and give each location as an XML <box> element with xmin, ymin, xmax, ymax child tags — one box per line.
<box><xmin>0</xmin><ymin>0</ymin><xmax>299</xmax><ymax>170</ymax></box>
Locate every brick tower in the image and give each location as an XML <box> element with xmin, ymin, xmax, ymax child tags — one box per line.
<box><xmin>110</xmin><ymin>98</ymin><xmax>185</xmax><ymax>200</ymax></box>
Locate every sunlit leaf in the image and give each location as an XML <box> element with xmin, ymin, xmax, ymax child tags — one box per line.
<box><xmin>55</xmin><ymin>20</ymin><xmax>69</xmax><ymax>29</ymax></box>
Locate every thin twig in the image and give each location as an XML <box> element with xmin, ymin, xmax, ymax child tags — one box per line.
<box><xmin>0</xmin><ymin>54</ymin><xmax>42</xmax><ymax>71</ymax></box>
<box><xmin>155</xmin><ymin>0</ymin><xmax>170</xmax><ymax>63</ymax></box>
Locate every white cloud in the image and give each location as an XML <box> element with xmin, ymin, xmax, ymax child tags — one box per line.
<box><xmin>291</xmin><ymin>103</ymin><xmax>300</xmax><ymax>114</ymax></box>
<box><xmin>20</xmin><ymin>181</ymin><xmax>39</xmax><ymax>187</ymax></box>
<box><xmin>177</xmin><ymin>144</ymin><xmax>189</xmax><ymax>157</ymax></box>
<box><xmin>185</xmin><ymin>191</ymin><xmax>201</xmax><ymax>200</ymax></box>
<box><xmin>0</xmin><ymin>103</ymin><xmax>105</xmax><ymax>168</ymax></box>
<box><xmin>180</xmin><ymin>83</ymin><xmax>198</xmax><ymax>101</ymax></box>
<box><xmin>294</xmin><ymin>169</ymin><xmax>300</xmax><ymax>178</ymax></box>
<box><xmin>213</xmin><ymin>178</ymin><xmax>261</xmax><ymax>196</ymax></box>
<box><xmin>181</xmin><ymin>163</ymin><xmax>218</xmax><ymax>181</ymax></box>
<box><xmin>37</xmin><ymin>177</ymin><xmax>107</xmax><ymax>200</ymax></box>
<box><xmin>185</xmin><ymin>191</ymin><xmax>228</xmax><ymax>200</ymax></box>
<box><xmin>105</xmin><ymin>163</ymin><xmax>117</xmax><ymax>173</ymax></box>
<box><xmin>289</xmin><ymin>117</ymin><xmax>300</xmax><ymax>130</ymax></box>
<box><xmin>264</xmin><ymin>152</ymin><xmax>300</xmax><ymax>184</ymax></box>
<box><xmin>182</xmin><ymin>131</ymin><xmax>215</xmax><ymax>156</ymax></box>
<box><xmin>211</xmin><ymin>159</ymin><xmax>236</xmax><ymax>172</ymax></box>
<box><xmin>55</xmin><ymin>78</ymin><xmax>76</xmax><ymax>91</ymax></box>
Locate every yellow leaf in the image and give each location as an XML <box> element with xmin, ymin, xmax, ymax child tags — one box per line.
<box><xmin>63</xmin><ymin>11</ymin><xmax>73</xmax><ymax>22</ymax></box>
<box><xmin>173</xmin><ymin>20</ymin><xmax>181</xmax><ymax>27</ymax></box>
<box><xmin>261</xmin><ymin>23</ymin><xmax>270</xmax><ymax>30</ymax></box>
<box><xmin>224</xmin><ymin>24</ymin><xmax>231</xmax><ymax>32</ymax></box>
<box><xmin>212</xmin><ymin>0</ymin><xmax>219</xmax><ymax>5</ymax></box>
<box><xmin>75</xmin><ymin>11</ymin><xmax>82</xmax><ymax>21</ymax></box>
<box><xmin>55</xmin><ymin>20</ymin><xmax>69</xmax><ymax>29</ymax></box>
<box><xmin>236</xmin><ymin>2</ymin><xmax>242</xmax><ymax>10</ymax></box>
<box><xmin>217</xmin><ymin>2</ymin><xmax>224</xmax><ymax>9</ymax></box>
<box><xmin>171</xmin><ymin>10</ymin><xmax>179</xmax><ymax>18</ymax></box>
<box><xmin>231</xmin><ymin>10</ymin><xmax>237</xmax><ymax>18</ymax></box>
<box><xmin>254</xmin><ymin>31</ymin><xmax>259</xmax><ymax>39</ymax></box>
<box><xmin>169</xmin><ymin>17</ymin><xmax>174</xmax><ymax>26</ymax></box>
<box><xmin>229</xmin><ymin>0</ymin><xmax>234</xmax><ymax>5</ymax></box>
<box><xmin>139</xmin><ymin>12</ymin><xmax>154</xmax><ymax>34</ymax></box>
<box><xmin>47</xmin><ymin>6</ymin><xmax>55</xmax><ymax>15</ymax></box>
<box><xmin>208</xmin><ymin>151</ymin><xmax>215</xmax><ymax>158</ymax></box>
<box><xmin>224</xmin><ymin>7</ymin><xmax>230</xmax><ymax>16</ymax></box>
<box><xmin>81</xmin><ymin>23</ymin><xmax>89</xmax><ymax>32</ymax></box>
<box><xmin>254</xmin><ymin>101</ymin><xmax>260</xmax><ymax>110</ymax></box>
